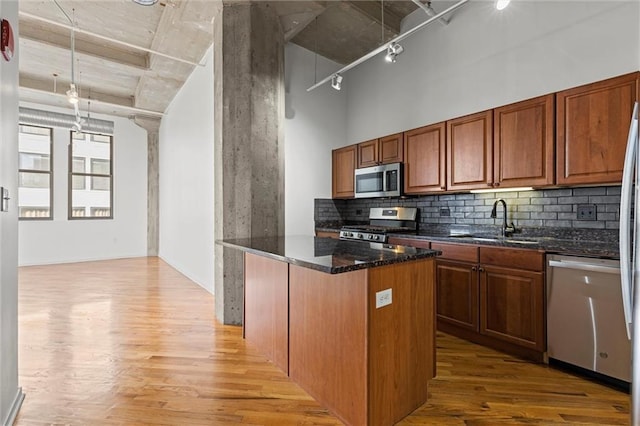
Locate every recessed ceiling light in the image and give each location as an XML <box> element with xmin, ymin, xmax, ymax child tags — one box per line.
<box><xmin>132</xmin><ymin>0</ymin><xmax>158</xmax><ymax>5</ymax></box>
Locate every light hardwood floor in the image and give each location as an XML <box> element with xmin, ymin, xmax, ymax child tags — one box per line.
<box><xmin>15</xmin><ymin>257</ymin><xmax>629</xmax><ymax>425</ymax></box>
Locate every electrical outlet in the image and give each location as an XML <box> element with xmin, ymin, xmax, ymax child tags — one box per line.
<box><xmin>577</xmin><ymin>204</ymin><xmax>597</xmax><ymax>221</ymax></box>
<box><xmin>375</xmin><ymin>288</ymin><xmax>392</xmax><ymax>309</ymax></box>
<box><xmin>440</xmin><ymin>208</ymin><xmax>450</xmax><ymax>217</ymax></box>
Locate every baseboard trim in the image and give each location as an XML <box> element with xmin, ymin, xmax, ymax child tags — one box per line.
<box><xmin>3</xmin><ymin>387</ymin><xmax>25</xmax><ymax>426</ymax></box>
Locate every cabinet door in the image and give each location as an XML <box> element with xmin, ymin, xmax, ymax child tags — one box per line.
<box><xmin>404</xmin><ymin>122</ymin><xmax>446</xmax><ymax>194</ymax></box>
<box><xmin>494</xmin><ymin>94</ymin><xmax>555</xmax><ymax>188</ymax></box>
<box><xmin>479</xmin><ymin>265</ymin><xmax>545</xmax><ymax>351</ymax></box>
<box><xmin>379</xmin><ymin>133</ymin><xmax>404</xmax><ymax>164</ymax></box>
<box><xmin>447</xmin><ymin>110</ymin><xmax>493</xmax><ymax>191</ymax></box>
<box><xmin>357</xmin><ymin>139</ymin><xmax>378</xmax><ymax>168</ymax></box>
<box><xmin>436</xmin><ymin>260</ymin><xmax>479</xmax><ymax>332</ymax></box>
<box><xmin>557</xmin><ymin>72</ymin><xmax>639</xmax><ymax>185</ymax></box>
<box><xmin>332</xmin><ymin>145</ymin><xmax>357</xmax><ymax>198</ymax></box>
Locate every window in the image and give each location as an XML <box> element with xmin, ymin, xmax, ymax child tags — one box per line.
<box><xmin>69</xmin><ymin>131</ymin><xmax>112</xmax><ymax>219</ymax></box>
<box><xmin>18</xmin><ymin>125</ymin><xmax>52</xmax><ymax>220</ymax></box>
<box><xmin>72</xmin><ymin>157</ymin><xmax>86</xmax><ymax>190</ymax></box>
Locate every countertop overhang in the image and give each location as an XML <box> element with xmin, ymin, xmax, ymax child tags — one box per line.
<box><xmin>218</xmin><ymin>235</ymin><xmax>441</xmax><ymax>274</ymax></box>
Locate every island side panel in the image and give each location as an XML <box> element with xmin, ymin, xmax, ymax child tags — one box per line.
<box><xmin>368</xmin><ymin>258</ymin><xmax>436</xmax><ymax>426</ymax></box>
<box><xmin>289</xmin><ymin>265</ymin><xmax>368</xmax><ymax>426</ymax></box>
<box><xmin>243</xmin><ymin>253</ymin><xmax>289</xmax><ymax>374</ymax></box>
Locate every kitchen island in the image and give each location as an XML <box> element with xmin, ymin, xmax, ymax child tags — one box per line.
<box><xmin>219</xmin><ymin>236</ymin><xmax>441</xmax><ymax>426</ymax></box>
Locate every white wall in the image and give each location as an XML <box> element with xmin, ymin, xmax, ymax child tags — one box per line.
<box><xmin>0</xmin><ymin>1</ymin><xmax>23</xmax><ymax>423</ymax></box>
<box><xmin>284</xmin><ymin>43</ymin><xmax>347</xmax><ymax>235</ymax></box>
<box><xmin>346</xmin><ymin>0</ymin><xmax>640</xmax><ymax>143</ymax></box>
<box><xmin>159</xmin><ymin>46</ymin><xmax>214</xmax><ymax>293</ymax></box>
<box><xmin>18</xmin><ymin>103</ymin><xmax>148</xmax><ymax>266</ymax></box>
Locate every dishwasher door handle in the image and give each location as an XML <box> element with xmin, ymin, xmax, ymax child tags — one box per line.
<box><xmin>548</xmin><ymin>260</ymin><xmax>620</xmax><ymax>275</ymax></box>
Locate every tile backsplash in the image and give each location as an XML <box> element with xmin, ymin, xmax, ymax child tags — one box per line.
<box><xmin>315</xmin><ymin>186</ymin><xmax>622</xmax><ymax>230</ymax></box>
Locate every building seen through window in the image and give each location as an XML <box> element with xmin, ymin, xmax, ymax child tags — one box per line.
<box><xmin>18</xmin><ymin>125</ymin><xmax>52</xmax><ymax>219</ymax></box>
<box><xmin>70</xmin><ymin>132</ymin><xmax>113</xmax><ymax>219</ymax></box>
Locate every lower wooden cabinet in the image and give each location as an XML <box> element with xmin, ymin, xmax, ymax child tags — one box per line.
<box><xmin>400</xmin><ymin>239</ymin><xmax>546</xmax><ymax>361</ymax></box>
<box><xmin>315</xmin><ymin>230</ymin><xmax>340</xmax><ymax>239</ymax></box>
<box><xmin>435</xmin><ymin>260</ymin><xmax>479</xmax><ymax>332</ymax></box>
<box><xmin>480</xmin><ymin>265</ymin><xmax>545</xmax><ymax>352</ymax></box>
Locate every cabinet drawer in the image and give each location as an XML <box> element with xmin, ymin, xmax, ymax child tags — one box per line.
<box><xmin>479</xmin><ymin>247</ymin><xmax>544</xmax><ymax>271</ymax></box>
<box><xmin>431</xmin><ymin>242</ymin><xmax>479</xmax><ymax>263</ymax></box>
<box><xmin>387</xmin><ymin>237</ymin><xmax>430</xmax><ymax>249</ymax></box>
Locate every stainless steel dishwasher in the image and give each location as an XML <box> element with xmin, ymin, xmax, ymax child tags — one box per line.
<box><xmin>547</xmin><ymin>254</ymin><xmax>630</xmax><ymax>383</ymax></box>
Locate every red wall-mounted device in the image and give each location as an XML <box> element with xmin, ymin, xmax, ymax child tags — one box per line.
<box><xmin>1</xmin><ymin>19</ymin><xmax>14</xmax><ymax>62</ymax></box>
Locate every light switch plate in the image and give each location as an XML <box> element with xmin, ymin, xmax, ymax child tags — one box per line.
<box><xmin>376</xmin><ymin>288</ymin><xmax>392</xmax><ymax>309</ymax></box>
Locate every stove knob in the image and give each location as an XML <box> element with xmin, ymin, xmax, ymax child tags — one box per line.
<box><xmin>367</xmin><ymin>234</ymin><xmax>373</xmax><ymax>240</ymax></box>
<box><xmin>345</xmin><ymin>232</ymin><xmax>351</xmax><ymax>237</ymax></box>
<box><xmin>357</xmin><ymin>233</ymin><xmax>363</xmax><ymax>239</ymax></box>
<box><xmin>373</xmin><ymin>235</ymin><xmax>380</xmax><ymax>241</ymax></box>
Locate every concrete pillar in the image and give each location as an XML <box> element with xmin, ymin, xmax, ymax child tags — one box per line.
<box><xmin>214</xmin><ymin>1</ymin><xmax>285</xmax><ymax>325</ymax></box>
<box><xmin>133</xmin><ymin>117</ymin><xmax>161</xmax><ymax>257</ymax></box>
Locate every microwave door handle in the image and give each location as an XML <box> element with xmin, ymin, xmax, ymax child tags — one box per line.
<box><xmin>383</xmin><ymin>170</ymin><xmax>390</xmax><ymax>191</ymax></box>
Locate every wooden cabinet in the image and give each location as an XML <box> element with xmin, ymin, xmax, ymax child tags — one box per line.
<box><xmin>431</xmin><ymin>242</ymin><xmax>480</xmax><ymax>333</ymax></box>
<box><xmin>357</xmin><ymin>133</ymin><xmax>403</xmax><ymax>168</ymax></box>
<box><xmin>357</xmin><ymin>139</ymin><xmax>379</xmax><ymax>168</ymax></box>
<box><xmin>404</xmin><ymin>122</ymin><xmax>446</xmax><ymax>194</ymax></box>
<box><xmin>480</xmin><ymin>264</ymin><xmax>545</xmax><ymax>351</ymax></box>
<box><xmin>447</xmin><ymin>110</ymin><xmax>493</xmax><ymax>191</ymax></box>
<box><xmin>392</xmin><ymin>238</ymin><xmax>546</xmax><ymax>361</ymax></box>
<box><xmin>556</xmin><ymin>72</ymin><xmax>639</xmax><ymax>185</ymax></box>
<box><xmin>436</xmin><ymin>259</ymin><xmax>479</xmax><ymax>332</ymax></box>
<box><xmin>493</xmin><ymin>94</ymin><xmax>555</xmax><ymax>188</ymax></box>
<box><xmin>315</xmin><ymin>230</ymin><xmax>340</xmax><ymax>239</ymax></box>
<box><xmin>332</xmin><ymin>144</ymin><xmax>357</xmax><ymax>199</ymax></box>
<box><xmin>478</xmin><ymin>246</ymin><xmax>546</xmax><ymax>354</ymax></box>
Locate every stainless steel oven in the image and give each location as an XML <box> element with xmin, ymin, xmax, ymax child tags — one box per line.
<box><xmin>354</xmin><ymin>162</ymin><xmax>402</xmax><ymax>198</ymax></box>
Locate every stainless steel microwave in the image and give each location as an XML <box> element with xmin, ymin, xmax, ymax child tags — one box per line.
<box><xmin>354</xmin><ymin>162</ymin><xmax>402</xmax><ymax>198</ymax></box>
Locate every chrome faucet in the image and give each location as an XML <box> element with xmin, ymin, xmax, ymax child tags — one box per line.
<box><xmin>490</xmin><ymin>199</ymin><xmax>516</xmax><ymax>237</ymax></box>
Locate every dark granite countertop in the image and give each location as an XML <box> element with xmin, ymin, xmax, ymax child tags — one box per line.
<box><xmin>313</xmin><ymin>223</ymin><xmax>619</xmax><ymax>259</ymax></box>
<box><xmin>218</xmin><ymin>235</ymin><xmax>441</xmax><ymax>274</ymax></box>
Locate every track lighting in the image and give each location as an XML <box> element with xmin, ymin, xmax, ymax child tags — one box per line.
<box><xmin>66</xmin><ymin>83</ymin><xmax>79</xmax><ymax>104</ymax></box>
<box><xmin>132</xmin><ymin>0</ymin><xmax>158</xmax><ymax>5</ymax></box>
<box><xmin>331</xmin><ymin>73</ymin><xmax>343</xmax><ymax>91</ymax></box>
<box><xmin>496</xmin><ymin>0</ymin><xmax>511</xmax><ymax>10</ymax></box>
<box><xmin>385</xmin><ymin>42</ymin><xmax>404</xmax><ymax>63</ymax></box>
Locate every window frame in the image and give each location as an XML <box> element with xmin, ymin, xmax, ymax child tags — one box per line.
<box><xmin>18</xmin><ymin>124</ymin><xmax>53</xmax><ymax>221</ymax></box>
<box><xmin>68</xmin><ymin>131</ymin><xmax>114</xmax><ymax>220</ymax></box>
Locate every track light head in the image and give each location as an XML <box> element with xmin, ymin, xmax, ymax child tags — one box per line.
<box><xmin>132</xmin><ymin>0</ymin><xmax>158</xmax><ymax>5</ymax></box>
<box><xmin>385</xmin><ymin>42</ymin><xmax>404</xmax><ymax>63</ymax></box>
<box><xmin>331</xmin><ymin>73</ymin><xmax>343</xmax><ymax>91</ymax></box>
<box><xmin>496</xmin><ymin>0</ymin><xmax>511</xmax><ymax>10</ymax></box>
<box><xmin>66</xmin><ymin>83</ymin><xmax>79</xmax><ymax>105</ymax></box>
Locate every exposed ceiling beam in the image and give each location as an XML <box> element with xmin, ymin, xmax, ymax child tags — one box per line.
<box><xmin>20</xmin><ymin>74</ymin><xmax>135</xmax><ymax>109</ymax></box>
<box><xmin>20</xmin><ymin>19</ymin><xmax>150</xmax><ymax>72</ymax></box>
<box><xmin>19</xmin><ymin>11</ymin><xmax>204</xmax><ymax>67</ymax></box>
<box><xmin>345</xmin><ymin>1</ymin><xmax>402</xmax><ymax>35</ymax></box>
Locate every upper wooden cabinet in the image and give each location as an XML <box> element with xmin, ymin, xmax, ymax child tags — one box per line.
<box><xmin>332</xmin><ymin>144</ymin><xmax>357</xmax><ymax>199</ymax></box>
<box><xmin>404</xmin><ymin>122</ymin><xmax>446</xmax><ymax>194</ymax></box>
<box><xmin>447</xmin><ymin>110</ymin><xmax>493</xmax><ymax>191</ymax></box>
<box><xmin>357</xmin><ymin>133</ymin><xmax>403</xmax><ymax>168</ymax></box>
<box><xmin>493</xmin><ymin>94</ymin><xmax>555</xmax><ymax>188</ymax></box>
<box><xmin>556</xmin><ymin>72</ymin><xmax>639</xmax><ymax>185</ymax></box>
